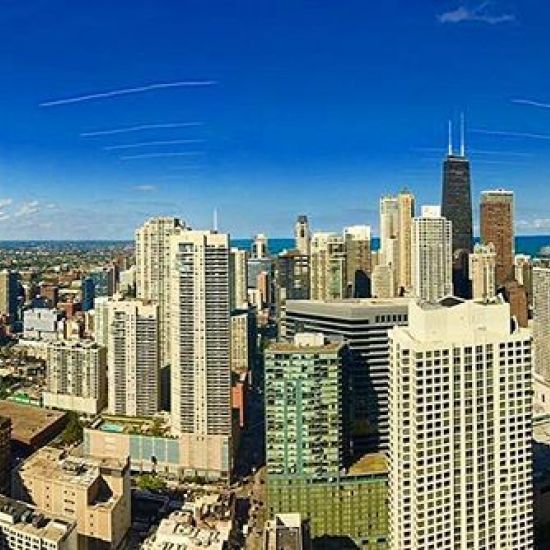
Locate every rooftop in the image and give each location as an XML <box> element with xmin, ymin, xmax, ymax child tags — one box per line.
<box><xmin>348</xmin><ymin>453</ymin><xmax>388</xmax><ymax>476</ymax></box>
<box><xmin>90</xmin><ymin>414</ymin><xmax>173</xmax><ymax>437</ymax></box>
<box><xmin>0</xmin><ymin>401</ymin><xmax>66</xmax><ymax>446</ymax></box>
<box><xmin>266</xmin><ymin>341</ymin><xmax>342</xmax><ymax>354</ymax></box>
<box><xmin>0</xmin><ymin>495</ymin><xmax>76</xmax><ymax>543</ymax></box>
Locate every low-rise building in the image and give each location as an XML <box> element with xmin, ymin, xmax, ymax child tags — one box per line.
<box><xmin>12</xmin><ymin>447</ymin><xmax>131</xmax><ymax>550</ymax></box>
<box><xmin>0</xmin><ymin>495</ymin><xmax>78</xmax><ymax>550</ymax></box>
<box><xmin>23</xmin><ymin>309</ymin><xmax>62</xmax><ymax>341</ymax></box>
<box><xmin>264</xmin><ymin>513</ymin><xmax>311</xmax><ymax>550</ymax></box>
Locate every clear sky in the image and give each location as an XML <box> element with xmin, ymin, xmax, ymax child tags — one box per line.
<box><xmin>0</xmin><ymin>0</ymin><xmax>549</xmax><ymax>239</ymax></box>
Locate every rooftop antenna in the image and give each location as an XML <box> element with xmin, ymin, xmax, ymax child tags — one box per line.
<box><xmin>213</xmin><ymin>208</ymin><xmax>218</xmax><ymax>232</ymax></box>
<box><xmin>460</xmin><ymin>112</ymin><xmax>465</xmax><ymax>157</ymax></box>
<box><xmin>448</xmin><ymin>120</ymin><xmax>453</xmax><ymax>156</ymax></box>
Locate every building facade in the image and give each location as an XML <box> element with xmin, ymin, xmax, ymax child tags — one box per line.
<box><xmin>107</xmin><ymin>299</ymin><xmax>160</xmax><ymax>417</ymax></box>
<box><xmin>344</xmin><ymin>225</ymin><xmax>372</xmax><ymax>298</ymax></box>
<box><xmin>169</xmin><ymin>230</ymin><xmax>232</xmax><ymax>479</ymax></box>
<box><xmin>294</xmin><ymin>215</ymin><xmax>311</xmax><ymax>256</ymax></box>
<box><xmin>389</xmin><ymin>299</ymin><xmax>533</xmax><ymax>550</ymax></box>
<box><xmin>411</xmin><ymin>206</ymin><xmax>453</xmax><ymax>302</ymax></box>
<box><xmin>469</xmin><ymin>242</ymin><xmax>496</xmax><ymax>302</ymax></box>
<box><xmin>310</xmin><ymin>233</ymin><xmax>347</xmax><ymax>301</ymax></box>
<box><xmin>480</xmin><ymin>189</ymin><xmax>515</xmax><ymax>287</ymax></box>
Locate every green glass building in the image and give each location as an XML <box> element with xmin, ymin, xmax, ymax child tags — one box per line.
<box><xmin>265</xmin><ymin>334</ymin><xmax>388</xmax><ymax>549</ymax></box>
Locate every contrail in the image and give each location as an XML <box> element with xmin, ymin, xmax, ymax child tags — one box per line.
<box><xmin>81</xmin><ymin>122</ymin><xmax>202</xmax><ymax>137</ymax></box>
<box><xmin>119</xmin><ymin>152</ymin><xmax>204</xmax><ymax>160</ymax></box>
<box><xmin>104</xmin><ymin>139</ymin><xmax>204</xmax><ymax>151</ymax></box>
<box><xmin>40</xmin><ymin>80</ymin><xmax>216</xmax><ymax>107</ymax></box>
<box><xmin>471</xmin><ymin>128</ymin><xmax>550</xmax><ymax>140</ymax></box>
<box><xmin>512</xmin><ymin>98</ymin><xmax>550</xmax><ymax>110</ymax></box>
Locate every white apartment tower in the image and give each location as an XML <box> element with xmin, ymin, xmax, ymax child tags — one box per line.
<box><xmin>397</xmin><ymin>189</ymin><xmax>415</xmax><ymax>291</ymax></box>
<box><xmin>389</xmin><ymin>298</ymin><xmax>533</xmax><ymax>550</ymax></box>
<box><xmin>43</xmin><ymin>340</ymin><xmax>107</xmax><ymax>415</ymax></box>
<box><xmin>310</xmin><ymin>232</ymin><xmax>347</xmax><ymax>300</ymax></box>
<box><xmin>107</xmin><ymin>299</ymin><xmax>160</xmax><ymax>417</ymax></box>
<box><xmin>229</xmin><ymin>247</ymin><xmax>248</xmax><ymax>310</ymax></box>
<box><xmin>252</xmin><ymin>233</ymin><xmax>269</xmax><ymax>259</ymax></box>
<box><xmin>170</xmin><ymin>230</ymin><xmax>232</xmax><ymax>477</ymax></box>
<box><xmin>469</xmin><ymin>243</ymin><xmax>497</xmax><ymax>302</ymax></box>
<box><xmin>135</xmin><ymin>217</ymin><xmax>186</xmax><ymax>368</ymax></box>
<box><xmin>412</xmin><ymin>205</ymin><xmax>453</xmax><ymax>302</ymax></box>
<box><xmin>533</xmin><ymin>267</ymin><xmax>550</xmax><ymax>383</ymax></box>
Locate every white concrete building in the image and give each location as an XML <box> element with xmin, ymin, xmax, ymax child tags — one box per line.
<box><xmin>107</xmin><ymin>299</ymin><xmax>160</xmax><ymax>417</ymax></box>
<box><xmin>229</xmin><ymin>247</ymin><xmax>248</xmax><ymax>310</ymax></box>
<box><xmin>135</xmin><ymin>217</ymin><xmax>186</xmax><ymax>369</ymax></box>
<box><xmin>469</xmin><ymin>242</ymin><xmax>496</xmax><ymax>302</ymax></box>
<box><xmin>170</xmin><ymin>230</ymin><xmax>232</xmax><ymax>479</ymax></box>
<box><xmin>411</xmin><ymin>205</ymin><xmax>453</xmax><ymax>302</ymax></box>
<box><xmin>43</xmin><ymin>340</ymin><xmax>107</xmax><ymax>415</ymax></box>
<box><xmin>310</xmin><ymin>232</ymin><xmax>346</xmax><ymax>301</ymax></box>
<box><xmin>23</xmin><ymin>309</ymin><xmax>62</xmax><ymax>341</ymax></box>
<box><xmin>389</xmin><ymin>298</ymin><xmax>533</xmax><ymax>550</ymax></box>
<box><xmin>534</xmin><ymin>267</ymin><xmax>550</xmax><ymax>383</ymax></box>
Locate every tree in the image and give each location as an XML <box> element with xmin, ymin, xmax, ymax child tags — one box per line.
<box><xmin>136</xmin><ymin>473</ymin><xmax>166</xmax><ymax>492</ymax></box>
<box><xmin>61</xmin><ymin>412</ymin><xmax>83</xmax><ymax>445</ymax></box>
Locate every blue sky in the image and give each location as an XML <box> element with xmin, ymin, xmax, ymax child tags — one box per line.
<box><xmin>1</xmin><ymin>0</ymin><xmax>550</xmax><ymax>239</ymax></box>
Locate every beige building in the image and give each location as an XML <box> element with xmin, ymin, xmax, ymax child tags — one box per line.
<box><xmin>389</xmin><ymin>298</ymin><xmax>533</xmax><ymax>550</ymax></box>
<box><xmin>230</xmin><ymin>310</ymin><xmax>250</xmax><ymax>375</ymax></box>
<box><xmin>294</xmin><ymin>215</ymin><xmax>311</xmax><ymax>256</ymax></box>
<box><xmin>229</xmin><ymin>248</ymin><xmax>248</xmax><ymax>310</ymax></box>
<box><xmin>169</xmin><ymin>230</ymin><xmax>233</xmax><ymax>479</ymax></box>
<box><xmin>13</xmin><ymin>447</ymin><xmax>131</xmax><ymax>550</ymax></box>
<box><xmin>379</xmin><ymin>195</ymin><xmax>399</xmax><ymax>268</ymax></box>
<box><xmin>371</xmin><ymin>264</ymin><xmax>395</xmax><ymax>299</ymax></box>
<box><xmin>397</xmin><ymin>189</ymin><xmax>415</xmax><ymax>292</ymax></box>
<box><xmin>0</xmin><ymin>495</ymin><xmax>78</xmax><ymax>550</ymax></box>
<box><xmin>135</xmin><ymin>217</ymin><xmax>186</xmax><ymax>369</ymax></box>
<box><xmin>0</xmin><ymin>270</ymin><xmax>18</xmax><ymax>322</ymax></box>
<box><xmin>411</xmin><ymin>205</ymin><xmax>453</xmax><ymax>302</ymax></box>
<box><xmin>106</xmin><ymin>299</ymin><xmax>159</xmax><ymax>417</ymax></box>
<box><xmin>344</xmin><ymin>225</ymin><xmax>371</xmax><ymax>298</ymax></box>
<box><xmin>310</xmin><ymin>232</ymin><xmax>346</xmax><ymax>301</ymax></box>
<box><xmin>43</xmin><ymin>340</ymin><xmax>107</xmax><ymax>416</ymax></box>
<box><xmin>469</xmin><ymin>242</ymin><xmax>497</xmax><ymax>302</ymax></box>
<box><xmin>534</xmin><ymin>267</ymin><xmax>550</xmax><ymax>383</ymax></box>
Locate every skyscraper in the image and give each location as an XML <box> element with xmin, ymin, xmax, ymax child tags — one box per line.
<box><xmin>294</xmin><ymin>215</ymin><xmax>311</xmax><ymax>256</ymax></box>
<box><xmin>411</xmin><ymin>206</ymin><xmax>453</xmax><ymax>302</ymax></box>
<box><xmin>344</xmin><ymin>225</ymin><xmax>371</xmax><ymax>298</ymax></box>
<box><xmin>533</xmin><ymin>267</ymin><xmax>550</xmax><ymax>383</ymax></box>
<box><xmin>441</xmin><ymin>121</ymin><xmax>473</xmax><ymax>297</ymax></box>
<box><xmin>310</xmin><ymin>232</ymin><xmax>346</xmax><ymax>300</ymax></box>
<box><xmin>379</xmin><ymin>195</ymin><xmax>399</xmax><ymax>271</ymax></box>
<box><xmin>107</xmin><ymin>299</ymin><xmax>160</xmax><ymax>417</ymax></box>
<box><xmin>469</xmin><ymin>242</ymin><xmax>496</xmax><ymax>302</ymax></box>
<box><xmin>169</xmin><ymin>230</ymin><xmax>232</xmax><ymax>478</ymax></box>
<box><xmin>397</xmin><ymin>189</ymin><xmax>415</xmax><ymax>293</ymax></box>
<box><xmin>480</xmin><ymin>189</ymin><xmax>515</xmax><ymax>287</ymax></box>
<box><xmin>389</xmin><ymin>298</ymin><xmax>533</xmax><ymax>550</ymax></box>
<box><xmin>229</xmin><ymin>247</ymin><xmax>248</xmax><ymax>310</ymax></box>
<box><xmin>135</xmin><ymin>217</ymin><xmax>186</xmax><ymax>369</ymax></box>
<box><xmin>251</xmin><ymin>233</ymin><xmax>269</xmax><ymax>259</ymax></box>
<box><xmin>0</xmin><ymin>270</ymin><xmax>19</xmax><ymax>322</ymax></box>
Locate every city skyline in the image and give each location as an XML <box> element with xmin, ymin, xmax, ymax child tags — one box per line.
<box><xmin>2</xmin><ymin>1</ymin><xmax>550</xmax><ymax>238</ymax></box>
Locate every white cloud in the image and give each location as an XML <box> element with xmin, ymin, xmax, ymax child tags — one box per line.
<box><xmin>133</xmin><ymin>185</ymin><xmax>157</xmax><ymax>192</ymax></box>
<box><xmin>0</xmin><ymin>199</ymin><xmax>13</xmax><ymax>209</ymax></box>
<box><xmin>14</xmin><ymin>200</ymin><xmax>40</xmax><ymax>218</ymax></box>
<box><xmin>438</xmin><ymin>3</ymin><xmax>515</xmax><ymax>24</ymax></box>
<box><xmin>517</xmin><ymin>219</ymin><xmax>550</xmax><ymax>231</ymax></box>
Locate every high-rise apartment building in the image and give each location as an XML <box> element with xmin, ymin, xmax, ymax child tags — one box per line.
<box><xmin>310</xmin><ymin>232</ymin><xmax>346</xmax><ymax>300</ymax></box>
<box><xmin>534</xmin><ymin>267</ymin><xmax>550</xmax><ymax>383</ymax></box>
<box><xmin>275</xmin><ymin>250</ymin><xmax>310</xmax><ymax>327</ymax></box>
<box><xmin>294</xmin><ymin>215</ymin><xmax>311</xmax><ymax>256</ymax></box>
<box><xmin>481</xmin><ymin>189</ymin><xmax>515</xmax><ymax>287</ymax></box>
<box><xmin>284</xmin><ymin>298</ymin><xmax>409</xmax><ymax>453</ymax></box>
<box><xmin>251</xmin><ymin>233</ymin><xmax>269</xmax><ymax>259</ymax></box>
<box><xmin>135</xmin><ymin>217</ymin><xmax>186</xmax><ymax>369</ymax></box>
<box><xmin>0</xmin><ymin>270</ymin><xmax>19</xmax><ymax>322</ymax></box>
<box><xmin>389</xmin><ymin>298</ymin><xmax>533</xmax><ymax>550</ymax></box>
<box><xmin>43</xmin><ymin>340</ymin><xmax>107</xmax><ymax>415</ymax></box>
<box><xmin>265</xmin><ymin>333</ymin><xmax>389</xmax><ymax>546</ymax></box>
<box><xmin>344</xmin><ymin>225</ymin><xmax>371</xmax><ymax>298</ymax></box>
<box><xmin>379</xmin><ymin>196</ymin><xmax>399</xmax><ymax>268</ymax></box>
<box><xmin>107</xmin><ymin>299</ymin><xmax>159</xmax><ymax>417</ymax></box>
<box><xmin>397</xmin><ymin>189</ymin><xmax>415</xmax><ymax>292</ymax></box>
<box><xmin>411</xmin><ymin>206</ymin><xmax>453</xmax><ymax>302</ymax></box>
<box><xmin>229</xmin><ymin>247</ymin><xmax>248</xmax><ymax>310</ymax></box>
<box><xmin>0</xmin><ymin>417</ymin><xmax>10</xmax><ymax>493</ymax></box>
<box><xmin>169</xmin><ymin>230</ymin><xmax>232</xmax><ymax>479</ymax></box>
<box><xmin>371</xmin><ymin>264</ymin><xmax>395</xmax><ymax>299</ymax></box>
<box><xmin>469</xmin><ymin>242</ymin><xmax>496</xmax><ymax>302</ymax></box>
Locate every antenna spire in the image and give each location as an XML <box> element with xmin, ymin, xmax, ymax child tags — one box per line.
<box><xmin>460</xmin><ymin>112</ymin><xmax>465</xmax><ymax>157</ymax></box>
<box><xmin>448</xmin><ymin>120</ymin><xmax>453</xmax><ymax>156</ymax></box>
